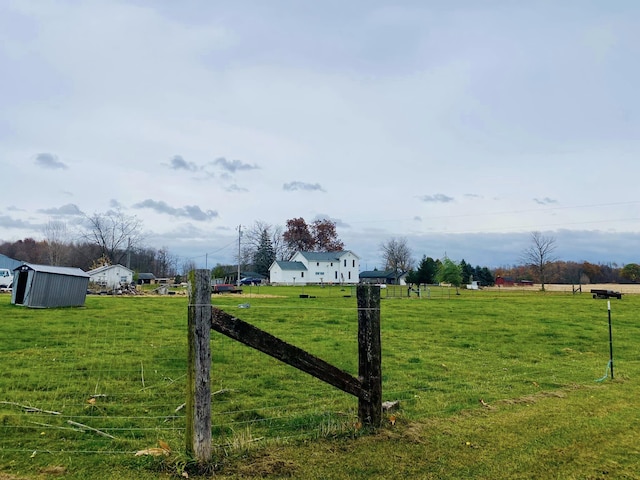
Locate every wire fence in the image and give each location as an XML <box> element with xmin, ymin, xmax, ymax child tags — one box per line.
<box><xmin>0</xmin><ymin>287</ymin><xmax>624</xmax><ymax>461</ymax></box>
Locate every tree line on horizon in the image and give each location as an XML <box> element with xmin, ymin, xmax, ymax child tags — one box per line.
<box><xmin>2</xmin><ymin>212</ymin><xmax>639</xmax><ymax>285</ymax></box>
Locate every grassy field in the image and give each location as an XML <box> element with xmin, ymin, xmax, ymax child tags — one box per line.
<box><xmin>0</xmin><ymin>285</ymin><xmax>639</xmax><ymax>479</ymax></box>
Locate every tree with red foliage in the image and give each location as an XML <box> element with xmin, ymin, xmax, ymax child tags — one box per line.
<box><xmin>312</xmin><ymin>219</ymin><xmax>344</xmax><ymax>252</ymax></box>
<box><xmin>282</xmin><ymin>217</ymin><xmax>344</xmax><ymax>259</ymax></box>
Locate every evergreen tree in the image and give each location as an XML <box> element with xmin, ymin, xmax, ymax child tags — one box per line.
<box><xmin>413</xmin><ymin>255</ymin><xmax>439</xmax><ymax>284</ymax></box>
<box><xmin>475</xmin><ymin>266</ymin><xmax>495</xmax><ymax>286</ymax></box>
<box><xmin>460</xmin><ymin>259</ymin><xmax>474</xmax><ymax>284</ymax></box>
<box><xmin>253</xmin><ymin>229</ymin><xmax>276</xmax><ymax>276</ymax></box>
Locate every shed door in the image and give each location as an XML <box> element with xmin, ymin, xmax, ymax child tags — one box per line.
<box><xmin>14</xmin><ymin>271</ymin><xmax>29</xmax><ymax>305</ymax></box>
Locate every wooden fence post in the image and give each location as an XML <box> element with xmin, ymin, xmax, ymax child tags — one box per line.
<box><xmin>357</xmin><ymin>284</ymin><xmax>382</xmax><ymax>427</ymax></box>
<box><xmin>186</xmin><ymin>269</ymin><xmax>212</xmax><ymax>463</ymax></box>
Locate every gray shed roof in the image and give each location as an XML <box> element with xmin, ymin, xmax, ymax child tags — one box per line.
<box><xmin>15</xmin><ymin>263</ymin><xmax>89</xmax><ymax>277</ymax></box>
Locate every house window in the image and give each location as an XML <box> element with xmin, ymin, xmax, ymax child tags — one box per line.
<box><xmin>330</xmin><ymin>262</ymin><xmax>333</xmax><ymax>266</ymax></box>
<box><xmin>317</xmin><ymin>262</ymin><xmax>320</xmax><ymax>266</ymax></box>
<box><xmin>352</xmin><ymin>260</ymin><xmax>355</xmax><ymax>267</ymax></box>
<box><xmin>301</xmin><ymin>272</ymin><xmax>304</xmax><ymax>278</ymax></box>
<box><xmin>120</xmin><ymin>276</ymin><xmax>128</xmax><ymax>283</ymax></box>
<box><xmin>335</xmin><ymin>271</ymin><xmax>338</xmax><ymax>280</ymax></box>
<box><xmin>348</xmin><ymin>272</ymin><xmax>351</xmax><ymax>280</ymax></box>
<box><xmin>344</xmin><ymin>259</ymin><xmax>347</xmax><ymax>267</ymax></box>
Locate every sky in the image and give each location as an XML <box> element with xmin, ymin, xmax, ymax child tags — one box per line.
<box><xmin>1</xmin><ymin>0</ymin><xmax>639</xmax><ymax>271</ymax></box>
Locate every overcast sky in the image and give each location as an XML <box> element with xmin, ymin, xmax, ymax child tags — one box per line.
<box><xmin>1</xmin><ymin>0</ymin><xmax>639</xmax><ymax>270</ymax></box>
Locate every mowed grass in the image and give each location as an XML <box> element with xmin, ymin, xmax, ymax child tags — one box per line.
<box><xmin>0</xmin><ymin>285</ymin><xmax>639</xmax><ymax>479</ymax></box>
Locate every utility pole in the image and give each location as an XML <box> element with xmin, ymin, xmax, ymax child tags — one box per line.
<box><xmin>237</xmin><ymin>225</ymin><xmax>242</xmax><ymax>286</ymax></box>
<box><xmin>126</xmin><ymin>237</ymin><xmax>131</xmax><ymax>269</ymax></box>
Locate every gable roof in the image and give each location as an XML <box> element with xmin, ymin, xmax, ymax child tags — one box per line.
<box><xmin>15</xmin><ymin>263</ymin><xmax>89</xmax><ymax>278</ymax></box>
<box><xmin>87</xmin><ymin>264</ymin><xmax>133</xmax><ymax>275</ymax></box>
<box><xmin>0</xmin><ymin>253</ymin><xmax>22</xmax><ymax>270</ymax></box>
<box><xmin>296</xmin><ymin>251</ymin><xmax>359</xmax><ymax>262</ymax></box>
<box><xmin>272</xmin><ymin>261</ymin><xmax>307</xmax><ymax>271</ymax></box>
<box><xmin>359</xmin><ymin>270</ymin><xmax>406</xmax><ymax>279</ymax></box>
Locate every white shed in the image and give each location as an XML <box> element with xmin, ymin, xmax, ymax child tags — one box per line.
<box><xmin>87</xmin><ymin>264</ymin><xmax>134</xmax><ymax>288</ymax></box>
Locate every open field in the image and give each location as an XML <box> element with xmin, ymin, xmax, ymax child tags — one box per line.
<box><xmin>1</xmin><ymin>285</ymin><xmax>639</xmax><ymax>479</ymax></box>
<box><xmin>487</xmin><ymin>283</ymin><xmax>640</xmax><ymax>294</ymax></box>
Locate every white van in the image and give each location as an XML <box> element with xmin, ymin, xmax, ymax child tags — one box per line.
<box><xmin>0</xmin><ymin>268</ymin><xmax>12</xmax><ymax>289</ymax></box>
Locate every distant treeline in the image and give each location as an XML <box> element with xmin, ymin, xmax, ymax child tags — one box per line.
<box><xmin>0</xmin><ymin>238</ymin><xmax>178</xmax><ymax>278</ymax></box>
<box><xmin>495</xmin><ymin>260</ymin><xmax>639</xmax><ymax>285</ymax></box>
<box><xmin>2</xmin><ymin>236</ymin><xmax>638</xmax><ymax>285</ymax></box>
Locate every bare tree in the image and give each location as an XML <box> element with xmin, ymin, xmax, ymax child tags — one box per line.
<box><xmin>82</xmin><ymin>208</ymin><xmax>143</xmax><ymax>265</ymax></box>
<box><xmin>271</xmin><ymin>224</ymin><xmax>287</xmax><ymax>261</ymax></box>
<box><xmin>380</xmin><ymin>237</ymin><xmax>414</xmax><ymax>284</ymax></box>
<box><xmin>43</xmin><ymin>220</ymin><xmax>70</xmax><ymax>266</ymax></box>
<box><xmin>521</xmin><ymin>231</ymin><xmax>558</xmax><ymax>291</ymax></box>
<box><xmin>155</xmin><ymin>247</ymin><xmax>178</xmax><ymax>278</ymax></box>
<box><xmin>181</xmin><ymin>259</ymin><xmax>198</xmax><ymax>277</ymax></box>
<box><xmin>243</xmin><ymin>221</ymin><xmax>288</xmax><ymax>263</ymax></box>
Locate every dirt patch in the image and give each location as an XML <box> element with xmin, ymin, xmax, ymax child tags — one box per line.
<box><xmin>234</xmin><ymin>453</ymin><xmax>298</xmax><ymax>477</ymax></box>
<box><xmin>499</xmin><ymin>390</ymin><xmax>567</xmax><ymax>406</ymax></box>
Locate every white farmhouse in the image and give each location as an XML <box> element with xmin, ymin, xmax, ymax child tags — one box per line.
<box><xmin>269</xmin><ymin>251</ymin><xmax>359</xmax><ymax>285</ymax></box>
<box><xmin>87</xmin><ymin>264</ymin><xmax>134</xmax><ymax>288</ymax></box>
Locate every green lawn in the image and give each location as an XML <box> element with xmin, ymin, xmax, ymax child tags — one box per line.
<box><xmin>0</xmin><ymin>286</ymin><xmax>638</xmax><ymax>479</ymax></box>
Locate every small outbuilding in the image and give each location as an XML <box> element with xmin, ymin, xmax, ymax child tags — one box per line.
<box><xmin>87</xmin><ymin>264</ymin><xmax>134</xmax><ymax>289</ymax></box>
<box><xmin>137</xmin><ymin>273</ymin><xmax>157</xmax><ymax>285</ymax></box>
<box><xmin>12</xmin><ymin>263</ymin><xmax>90</xmax><ymax>308</ymax></box>
<box><xmin>359</xmin><ymin>269</ymin><xmax>408</xmax><ymax>285</ymax></box>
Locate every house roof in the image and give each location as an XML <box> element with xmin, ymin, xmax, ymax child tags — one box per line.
<box><xmin>15</xmin><ymin>263</ymin><xmax>89</xmax><ymax>278</ymax></box>
<box><xmin>87</xmin><ymin>264</ymin><xmax>133</xmax><ymax>275</ymax></box>
<box><xmin>359</xmin><ymin>269</ymin><xmax>405</xmax><ymax>279</ymax></box>
<box><xmin>296</xmin><ymin>250</ymin><xmax>359</xmax><ymax>262</ymax></box>
<box><xmin>240</xmin><ymin>271</ymin><xmax>266</xmax><ymax>279</ymax></box>
<box><xmin>0</xmin><ymin>253</ymin><xmax>22</xmax><ymax>270</ymax></box>
<box><xmin>138</xmin><ymin>273</ymin><xmax>156</xmax><ymax>280</ymax></box>
<box><xmin>273</xmin><ymin>261</ymin><xmax>307</xmax><ymax>271</ymax></box>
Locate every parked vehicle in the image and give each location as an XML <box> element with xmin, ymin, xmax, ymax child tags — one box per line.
<box><xmin>212</xmin><ymin>284</ymin><xmax>243</xmax><ymax>294</ymax></box>
<box><xmin>0</xmin><ymin>268</ymin><xmax>12</xmax><ymax>289</ymax></box>
<box><xmin>239</xmin><ymin>277</ymin><xmax>262</xmax><ymax>285</ymax></box>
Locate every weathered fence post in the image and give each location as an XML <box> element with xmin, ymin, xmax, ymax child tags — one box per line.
<box><xmin>357</xmin><ymin>284</ymin><xmax>382</xmax><ymax>427</ymax></box>
<box><xmin>186</xmin><ymin>270</ymin><xmax>212</xmax><ymax>463</ymax></box>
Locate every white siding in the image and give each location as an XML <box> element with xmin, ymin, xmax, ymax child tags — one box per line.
<box><xmin>88</xmin><ymin>265</ymin><xmax>133</xmax><ymax>288</ymax></box>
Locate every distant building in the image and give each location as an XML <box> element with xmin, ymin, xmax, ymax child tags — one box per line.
<box><xmin>359</xmin><ymin>269</ymin><xmax>408</xmax><ymax>285</ymax></box>
<box><xmin>495</xmin><ymin>276</ymin><xmax>534</xmax><ymax>287</ymax></box>
<box><xmin>0</xmin><ymin>253</ymin><xmax>22</xmax><ymax>271</ymax></box>
<box><xmin>495</xmin><ymin>276</ymin><xmax>515</xmax><ymax>287</ymax></box>
<box><xmin>269</xmin><ymin>251</ymin><xmax>360</xmax><ymax>285</ymax></box>
<box><xmin>87</xmin><ymin>264</ymin><xmax>134</xmax><ymax>288</ymax></box>
<box><xmin>137</xmin><ymin>273</ymin><xmax>157</xmax><ymax>285</ymax></box>
<box><xmin>12</xmin><ymin>263</ymin><xmax>89</xmax><ymax>308</ymax></box>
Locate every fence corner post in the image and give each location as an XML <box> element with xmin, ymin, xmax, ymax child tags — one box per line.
<box><xmin>186</xmin><ymin>269</ymin><xmax>212</xmax><ymax>463</ymax></box>
<box><xmin>357</xmin><ymin>284</ymin><xmax>382</xmax><ymax>427</ymax></box>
